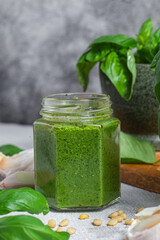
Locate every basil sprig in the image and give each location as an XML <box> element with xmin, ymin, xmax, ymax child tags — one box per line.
<box><xmin>0</xmin><ymin>187</ymin><xmax>49</xmax><ymax>215</ymax></box>
<box><xmin>76</xmin><ymin>18</ymin><xmax>160</xmax><ymax>101</ymax></box>
<box><xmin>0</xmin><ymin>215</ymin><xmax>70</xmax><ymax>240</ymax></box>
<box><xmin>77</xmin><ymin>34</ymin><xmax>137</xmax><ymax>100</ymax></box>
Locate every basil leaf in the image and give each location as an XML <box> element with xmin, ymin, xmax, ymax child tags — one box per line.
<box><xmin>137</xmin><ymin>18</ymin><xmax>153</xmax><ymax>48</ymax></box>
<box><xmin>90</xmin><ymin>34</ymin><xmax>137</xmax><ymax>48</ymax></box>
<box><xmin>0</xmin><ymin>187</ymin><xmax>49</xmax><ymax>215</ymax></box>
<box><xmin>0</xmin><ymin>144</ymin><xmax>23</xmax><ymax>156</ymax></box>
<box><xmin>127</xmin><ymin>49</ymin><xmax>136</xmax><ymax>91</ymax></box>
<box><xmin>151</xmin><ymin>49</ymin><xmax>160</xmax><ymax>71</ymax></box>
<box><xmin>85</xmin><ymin>44</ymin><xmax>111</xmax><ymax>62</ymax></box>
<box><xmin>151</xmin><ymin>27</ymin><xmax>160</xmax><ymax>50</ymax></box>
<box><xmin>121</xmin><ymin>132</ymin><xmax>155</xmax><ymax>164</ymax></box>
<box><xmin>76</xmin><ymin>52</ymin><xmax>96</xmax><ymax>91</ymax></box>
<box><xmin>100</xmin><ymin>51</ymin><xmax>133</xmax><ymax>100</ymax></box>
<box><xmin>0</xmin><ymin>215</ymin><xmax>70</xmax><ymax>240</ymax></box>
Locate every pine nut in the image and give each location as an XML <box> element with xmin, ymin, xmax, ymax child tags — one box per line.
<box><xmin>93</xmin><ymin>219</ymin><xmax>102</xmax><ymax>226</ymax></box>
<box><xmin>125</xmin><ymin>220</ymin><xmax>133</xmax><ymax>225</ymax></box>
<box><xmin>117</xmin><ymin>210</ymin><xmax>123</xmax><ymax>215</ymax></box>
<box><xmin>66</xmin><ymin>227</ymin><xmax>76</xmax><ymax>235</ymax></box>
<box><xmin>57</xmin><ymin>227</ymin><xmax>63</xmax><ymax>232</ymax></box>
<box><xmin>107</xmin><ymin>218</ymin><xmax>118</xmax><ymax>226</ymax></box>
<box><xmin>59</xmin><ymin>219</ymin><xmax>69</xmax><ymax>227</ymax></box>
<box><xmin>48</xmin><ymin>219</ymin><xmax>56</xmax><ymax>228</ymax></box>
<box><xmin>108</xmin><ymin>211</ymin><xmax>118</xmax><ymax>218</ymax></box>
<box><xmin>137</xmin><ymin>207</ymin><xmax>144</xmax><ymax>213</ymax></box>
<box><xmin>79</xmin><ymin>214</ymin><xmax>89</xmax><ymax>220</ymax></box>
<box><xmin>121</xmin><ymin>213</ymin><xmax>127</xmax><ymax>220</ymax></box>
<box><xmin>112</xmin><ymin>216</ymin><xmax>123</xmax><ymax>222</ymax></box>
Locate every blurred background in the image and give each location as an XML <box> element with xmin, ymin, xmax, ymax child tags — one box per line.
<box><xmin>0</xmin><ymin>0</ymin><xmax>160</xmax><ymax>124</ymax></box>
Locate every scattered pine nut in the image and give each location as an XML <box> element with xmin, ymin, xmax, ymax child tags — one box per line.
<box><xmin>48</xmin><ymin>219</ymin><xmax>56</xmax><ymax>228</ymax></box>
<box><xmin>109</xmin><ymin>211</ymin><xmax>118</xmax><ymax>218</ymax></box>
<box><xmin>57</xmin><ymin>227</ymin><xmax>63</xmax><ymax>232</ymax></box>
<box><xmin>117</xmin><ymin>210</ymin><xmax>123</xmax><ymax>215</ymax></box>
<box><xmin>59</xmin><ymin>219</ymin><xmax>69</xmax><ymax>227</ymax></box>
<box><xmin>112</xmin><ymin>216</ymin><xmax>123</xmax><ymax>223</ymax></box>
<box><xmin>137</xmin><ymin>207</ymin><xmax>144</xmax><ymax>213</ymax></box>
<box><xmin>121</xmin><ymin>213</ymin><xmax>127</xmax><ymax>220</ymax></box>
<box><xmin>66</xmin><ymin>227</ymin><xmax>76</xmax><ymax>235</ymax></box>
<box><xmin>93</xmin><ymin>219</ymin><xmax>102</xmax><ymax>226</ymax></box>
<box><xmin>107</xmin><ymin>218</ymin><xmax>118</xmax><ymax>226</ymax></box>
<box><xmin>125</xmin><ymin>220</ymin><xmax>133</xmax><ymax>225</ymax></box>
<box><xmin>79</xmin><ymin>214</ymin><xmax>89</xmax><ymax>220</ymax></box>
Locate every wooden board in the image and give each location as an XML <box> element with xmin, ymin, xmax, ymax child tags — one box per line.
<box><xmin>120</xmin><ymin>152</ymin><xmax>160</xmax><ymax>194</ymax></box>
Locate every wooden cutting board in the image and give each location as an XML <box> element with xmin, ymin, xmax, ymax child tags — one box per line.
<box><xmin>120</xmin><ymin>152</ymin><xmax>160</xmax><ymax>194</ymax></box>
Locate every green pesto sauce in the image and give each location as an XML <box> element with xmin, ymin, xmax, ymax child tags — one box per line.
<box><xmin>34</xmin><ymin>118</ymin><xmax>120</xmax><ymax>209</ymax></box>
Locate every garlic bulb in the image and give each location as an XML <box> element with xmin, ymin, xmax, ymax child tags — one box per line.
<box><xmin>0</xmin><ymin>149</ymin><xmax>34</xmax><ymax>189</ymax></box>
<box><xmin>0</xmin><ymin>149</ymin><xmax>34</xmax><ymax>176</ymax></box>
<box><xmin>125</xmin><ymin>207</ymin><xmax>160</xmax><ymax>240</ymax></box>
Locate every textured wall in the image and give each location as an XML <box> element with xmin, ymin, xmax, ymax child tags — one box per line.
<box><xmin>0</xmin><ymin>0</ymin><xmax>160</xmax><ymax>124</ymax></box>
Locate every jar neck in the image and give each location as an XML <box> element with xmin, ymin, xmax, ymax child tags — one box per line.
<box><xmin>40</xmin><ymin>93</ymin><xmax>113</xmax><ymax>123</ymax></box>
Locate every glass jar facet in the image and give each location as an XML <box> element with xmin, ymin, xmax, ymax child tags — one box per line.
<box><xmin>34</xmin><ymin>93</ymin><xmax>120</xmax><ymax>210</ymax></box>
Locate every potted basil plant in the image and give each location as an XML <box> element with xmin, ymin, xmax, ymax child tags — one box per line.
<box><xmin>76</xmin><ymin>19</ymin><xmax>160</xmax><ymax>150</ymax></box>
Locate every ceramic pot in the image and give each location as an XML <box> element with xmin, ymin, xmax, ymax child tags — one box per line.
<box><xmin>100</xmin><ymin>63</ymin><xmax>160</xmax><ymax>150</ymax></box>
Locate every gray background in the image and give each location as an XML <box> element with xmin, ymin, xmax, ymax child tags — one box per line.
<box><xmin>0</xmin><ymin>0</ymin><xmax>160</xmax><ymax>124</ymax></box>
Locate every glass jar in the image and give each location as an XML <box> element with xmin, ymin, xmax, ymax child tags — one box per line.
<box><xmin>34</xmin><ymin>93</ymin><xmax>120</xmax><ymax>211</ymax></box>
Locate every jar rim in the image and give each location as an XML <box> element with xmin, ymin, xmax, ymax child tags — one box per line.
<box><xmin>40</xmin><ymin>93</ymin><xmax>113</xmax><ymax>122</ymax></box>
<box><xmin>43</xmin><ymin>93</ymin><xmax>109</xmax><ymax>103</ymax></box>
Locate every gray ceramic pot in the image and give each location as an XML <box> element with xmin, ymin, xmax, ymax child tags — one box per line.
<box><xmin>100</xmin><ymin>63</ymin><xmax>160</xmax><ymax>150</ymax></box>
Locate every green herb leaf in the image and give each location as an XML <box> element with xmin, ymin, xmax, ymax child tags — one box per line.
<box><xmin>90</xmin><ymin>34</ymin><xmax>137</xmax><ymax>48</ymax></box>
<box><xmin>135</xmin><ymin>19</ymin><xmax>155</xmax><ymax>63</ymax></box>
<box><xmin>0</xmin><ymin>144</ymin><xmax>23</xmax><ymax>156</ymax></box>
<box><xmin>100</xmin><ymin>51</ymin><xmax>134</xmax><ymax>100</ymax></box>
<box><xmin>76</xmin><ymin>52</ymin><xmax>96</xmax><ymax>91</ymax></box>
<box><xmin>120</xmin><ymin>132</ymin><xmax>155</xmax><ymax>164</ymax></box>
<box><xmin>85</xmin><ymin>44</ymin><xmax>111</xmax><ymax>62</ymax></box>
<box><xmin>151</xmin><ymin>27</ymin><xmax>160</xmax><ymax>50</ymax></box>
<box><xmin>127</xmin><ymin>49</ymin><xmax>136</xmax><ymax>93</ymax></box>
<box><xmin>151</xmin><ymin>49</ymin><xmax>160</xmax><ymax>71</ymax></box>
<box><xmin>0</xmin><ymin>187</ymin><xmax>49</xmax><ymax>215</ymax></box>
<box><xmin>135</xmin><ymin>24</ymin><xmax>160</xmax><ymax>64</ymax></box>
<box><xmin>137</xmin><ymin>18</ymin><xmax>153</xmax><ymax>48</ymax></box>
<box><xmin>136</xmin><ymin>46</ymin><xmax>155</xmax><ymax>63</ymax></box>
<box><xmin>0</xmin><ymin>215</ymin><xmax>70</xmax><ymax>240</ymax></box>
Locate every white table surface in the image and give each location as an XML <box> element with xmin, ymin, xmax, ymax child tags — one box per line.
<box><xmin>0</xmin><ymin>123</ymin><xmax>160</xmax><ymax>240</ymax></box>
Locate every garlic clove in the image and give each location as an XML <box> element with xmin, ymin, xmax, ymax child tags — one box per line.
<box><xmin>125</xmin><ymin>214</ymin><xmax>160</xmax><ymax>240</ymax></box>
<box><xmin>136</xmin><ymin>205</ymin><xmax>160</xmax><ymax>219</ymax></box>
<box><xmin>0</xmin><ymin>149</ymin><xmax>34</xmax><ymax>176</ymax></box>
<box><xmin>0</xmin><ymin>171</ymin><xmax>34</xmax><ymax>189</ymax></box>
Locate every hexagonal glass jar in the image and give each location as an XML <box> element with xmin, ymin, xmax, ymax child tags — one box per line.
<box><xmin>34</xmin><ymin>93</ymin><xmax>120</xmax><ymax>211</ymax></box>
